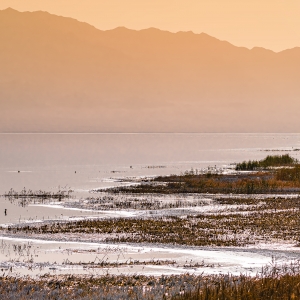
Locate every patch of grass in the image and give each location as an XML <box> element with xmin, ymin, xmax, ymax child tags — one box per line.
<box><xmin>62</xmin><ymin>258</ymin><xmax>177</xmax><ymax>268</ymax></box>
<box><xmin>2</xmin><ymin>264</ymin><xmax>300</xmax><ymax>299</ymax></box>
<box><xmin>235</xmin><ymin>154</ymin><xmax>297</xmax><ymax>171</ymax></box>
<box><xmin>215</xmin><ymin>197</ymin><xmax>300</xmax><ymax>210</ymax></box>
<box><xmin>276</xmin><ymin>165</ymin><xmax>300</xmax><ymax>182</ymax></box>
<box><xmin>7</xmin><ymin>202</ymin><xmax>300</xmax><ymax>247</ymax></box>
<box><xmin>105</xmin><ymin>159</ymin><xmax>300</xmax><ymax>195</ymax></box>
<box><xmin>67</xmin><ymin>195</ymin><xmax>206</xmax><ymax>211</ymax></box>
<box><xmin>4</xmin><ymin>188</ymin><xmax>72</xmax><ymax>201</ymax></box>
<box><xmin>2</xmin><ymin>188</ymin><xmax>73</xmax><ymax>207</ymax></box>
<box><xmin>107</xmin><ymin>172</ymin><xmax>300</xmax><ymax>194</ymax></box>
<box><xmin>172</xmin><ymin>274</ymin><xmax>300</xmax><ymax>300</ymax></box>
<box><xmin>0</xmin><ymin>274</ymin><xmax>210</xmax><ymax>300</ymax></box>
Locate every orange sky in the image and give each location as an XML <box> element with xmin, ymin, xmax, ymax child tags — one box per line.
<box><xmin>1</xmin><ymin>0</ymin><xmax>300</xmax><ymax>51</ymax></box>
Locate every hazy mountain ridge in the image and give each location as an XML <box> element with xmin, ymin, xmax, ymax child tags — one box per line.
<box><xmin>1</xmin><ymin>8</ymin><xmax>300</xmax><ymax>132</ymax></box>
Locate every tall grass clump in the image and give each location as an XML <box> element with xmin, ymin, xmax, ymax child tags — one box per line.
<box><xmin>236</xmin><ymin>154</ymin><xmax>297</xmax><ymax>171</ymax></box>
<box><xmin>276</xmin><ymin>165</ymin><xmax>300</xmax><ymax>182</ymax></box>
<box><xmin>2</xmin><ymin>264</ymin><xmax>300</xmax><ymax>299</ymax></box>
<box><xmin>172</xmin><ymin>273</ymin><xmax>300</xmax><ymax>300</ymax></box>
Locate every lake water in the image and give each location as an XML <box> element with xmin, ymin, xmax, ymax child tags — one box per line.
<box><xmin>1</xmin><ymin>133</ymin><xmax>300</xmax><ymax>196</ymax></box>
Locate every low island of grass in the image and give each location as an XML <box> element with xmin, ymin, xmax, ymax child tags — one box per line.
<box><xmin>235</xmin><ymin>154</ymin><xmax>297</xmax><ymax>171</ymax></box>
<box><xmin>103</xmin><ymin>154</ymin><xmax>300</xmax><ymax>195</ymax></box>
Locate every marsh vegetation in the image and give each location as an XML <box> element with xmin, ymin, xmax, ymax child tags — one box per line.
<box><xmin>5</xmin><ymin>197</ymin><xmax>300</xmax><ymax>247</ymax></box>
<box><xmin>66</xmin><ymin>195</ymin><xmax>207</xmax><ymax>211</ymax></box>
<box><xmin>2</xmin><ymin>263</ymin><xmax>300</xmax><ymax>299</ymax></box>
<box><xmin>105</xmin><ymin>157</ymin><xmax>300</xmax><ymax>195</ymax></box>
<box><xmin>4</xmin><ymin>188</ymin><xmax>73</xmax><ymax>199</ymax></box>
<box><xmin>235</xmin><ymin>154</ymin><xmax>297</xmax><ymax>170</ymax></box>
<box><xmin>2</xmin><ymin>154</ymin><xmax>300</xmax><ymax>299</ymax></box>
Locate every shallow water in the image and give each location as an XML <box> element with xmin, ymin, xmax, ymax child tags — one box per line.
<box><xmin>1</xmin><ymin>133</ymin><xmax>300</xmax><ymax>195</ymax></box>
<box><xmin>0</xmin><ymin>237</ymin><xmax>293</xmax><ymax>277</ymax></box>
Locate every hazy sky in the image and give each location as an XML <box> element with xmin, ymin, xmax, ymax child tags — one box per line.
<box><xmin>1</xmin><ymin>0</ymin><xmax>300</xmax><ymax>51</ymax></box>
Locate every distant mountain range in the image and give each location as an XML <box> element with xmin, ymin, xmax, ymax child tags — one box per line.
<box><xmin>1</xmin><ymin>8</ymin><xmax>300</xmax><ymax>132</ymax></box>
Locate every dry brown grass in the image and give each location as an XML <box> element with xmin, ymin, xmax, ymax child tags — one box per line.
<box><xmin>107</xmin><ymin>170</ymin><xmax>300</xmax><ymax>195</ymax></box>
<box><xmin>6</xmin><ymin>202</ymin><xmax>300</xmax><ymax>247</ymax></box>
<box><xmin>2</xmin><ymin>264</ymin><xmax>300</xmax><ymax>299</ymax></box>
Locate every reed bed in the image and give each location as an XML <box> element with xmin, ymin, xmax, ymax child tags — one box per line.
<box><xmin>172</xmin><ymin>274</ymin><xmax>300</xmax><ymax>300</ymax></box>
<box><xmin>0</xmin><ymin>273</ymin><xmax>206</xmax><ymax>300</ymax></box>
<box><xmin>1</xmin><ymin>188</ymin><xmax>73</xmax><ymax>208</ymax></box>
<box><xmin>173</xmin><ymin>261</ymin><xmax>300</xmax><ymax>300</ymax></box>
<box><xmin>2</xmin><ymin>263</ymin><xmax>300</xmax><ymax>299</ymax></box>
<box><xmin>215</xmin><ymin>197</ymin><xmax>300</xmax><ymax>211</ymax></box>
<box><xmin>67</xmin><ymin>195</ymin><xmax>207</xmax><ymax>211</ymax></box>
<box><xmin>4</xmin><ymin>188</ymin><xmax>72</xmax><ymax>202</ymax></box>
<box><xmin>62</xmin><ymin>259</ymin><xmax>177</xmax><ymax>268</ymax></box>
<box><xmin>107</xmin><ymin>168</ymin><xmax>300</xmax><ymax>195</ymax></box>
<box><xmin>235</xmin><ymin>154</ymin><xmax>297</xmax><ymax>171</ymax></box>
<box><xmin>6</xmin><ymin>205</ymin><xmax>300</xmax><ymax>246</ymax></box>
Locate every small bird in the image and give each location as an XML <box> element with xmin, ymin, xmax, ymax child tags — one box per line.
<box><xmin>4</xmin><ymin>209</ymin><xmax>7</xmax><ymax>216</ymax></box>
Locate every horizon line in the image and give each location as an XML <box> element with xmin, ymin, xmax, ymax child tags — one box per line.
<box><xmin>0</xmin><ymin>132</ymin><xmax>299</xmax><ymax>135</ymax></box>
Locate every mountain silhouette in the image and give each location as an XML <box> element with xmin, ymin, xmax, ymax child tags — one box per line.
<box><xmin>1</xmin><ymin>8</ymin><xmax>300</xmax><ymax>132</ymax></box>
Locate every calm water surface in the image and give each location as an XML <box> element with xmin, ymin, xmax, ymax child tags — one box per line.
<box><xmin>1</xmin><ymin>133</ymin><xmax>300</xmax><ymax>195</ymax></box>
